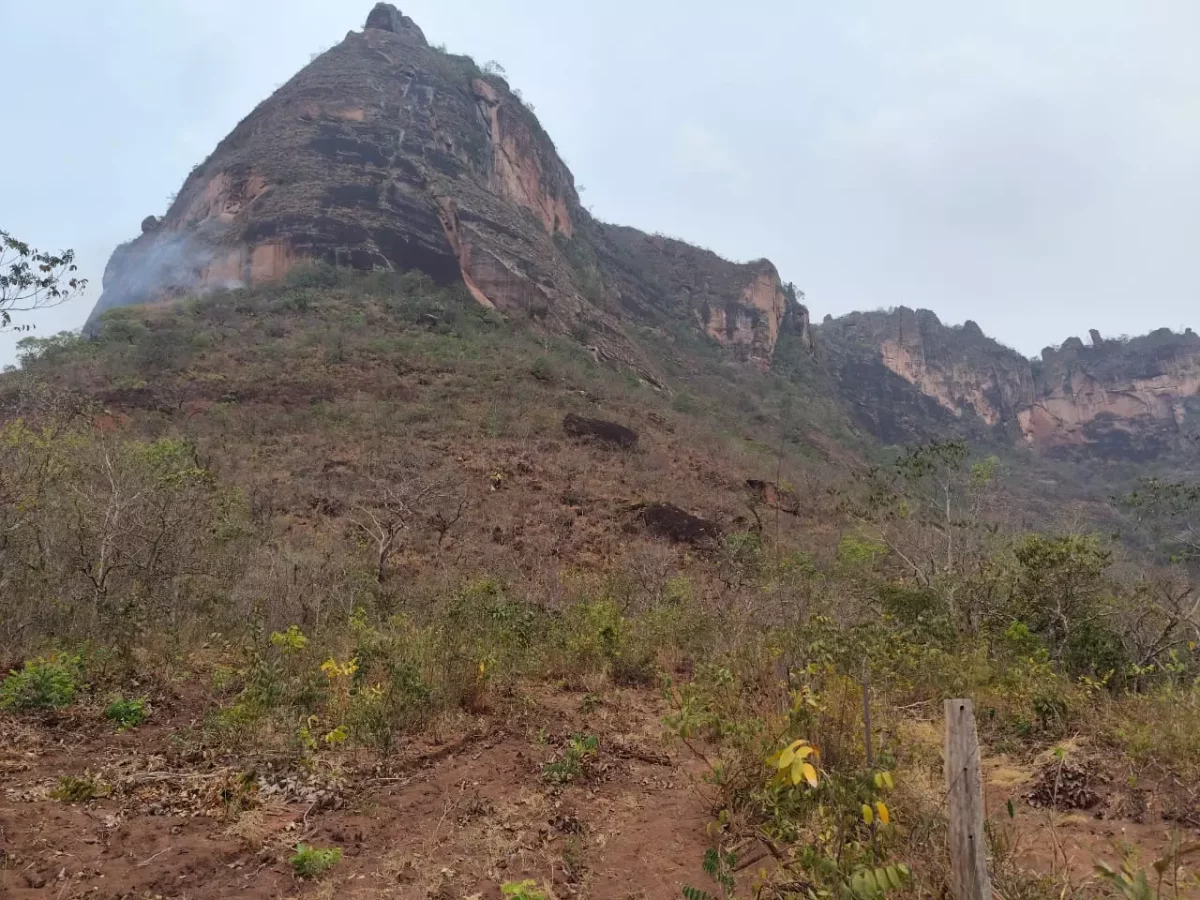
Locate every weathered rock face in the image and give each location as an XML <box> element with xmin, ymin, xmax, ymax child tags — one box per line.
<box><xmin>1021</xmin><ymin>329</ymin><xmax>1200</xmax><ymax>459</ymax></box>
<box><xmin>826</xmin><ymin>307</ymin><xmax>1035</xmax><ymax>428</ymax></box>
<box><xmin>85</xmin><ymin>3</ymin><xmax>803</xmax><ymax>368</ymax></box>
<box><xmin>819</xmin><ymin>309</ymin><xmax>1200</xmax><ymax>459</ymax></box>
<box><xmin>593</xmin><ymin>226</ymin><xmax>799</xmax><ymax>362</ymax></box>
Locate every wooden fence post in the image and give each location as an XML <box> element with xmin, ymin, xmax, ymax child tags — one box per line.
<box><xmin>944</xmin><ymin>698</ymin><xmax>992</xmax><ymax>900</ymax></box>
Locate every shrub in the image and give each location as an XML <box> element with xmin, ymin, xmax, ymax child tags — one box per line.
<box><xmin>104</xmin><ymin>696</ymin><xmax>149</xmax><ymax>731</ymax></box>
<box><xmin>50</xmin><ymin>772</ymin><xmax>110</xmax><ymax>802</ymax></box>
<box><xmin>289</xmin><ymin>844</ymin><xmax>343</xmax><ymax>878</ymax></box>
<box><xmin>542</xmin><ymin>733</ymin><xmax>599</xmax><ymax>784</ymax></box>
<box><xmin>0</xmin><ymin>654</ymin><xmax>80</xmax><ymax>711</ymax></box>
<box><xmin>502</xmin><ymin>880</ymin><xmax>548</xmax><ymax>900</ymax></box>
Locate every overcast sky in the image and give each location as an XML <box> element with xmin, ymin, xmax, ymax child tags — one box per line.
<box><xmin>2</xmin><ymin>0</ymin><xmax>1198</xmax><ymax>364</ymax></box>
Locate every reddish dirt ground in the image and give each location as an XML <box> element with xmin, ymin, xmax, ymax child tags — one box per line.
<box><xmin>1</xmin><ymin>686</ymin><xmax>716</xmax><ymax>900</ymax></box>
<box><xmin>6</xmin><ymin>688</ymin><xmax>1199</xmax><ymax>899</ymax></box>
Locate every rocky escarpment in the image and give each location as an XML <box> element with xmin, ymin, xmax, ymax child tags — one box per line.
<box><xmin>820</xmin><ymin>308</ymin><xmax>1200</xmax><ymax>459</ymax></box>
<box><xmin>1023</xmin><ymin>329</ymin><xmax>1200</xmax><ymax>459</ymax></box>
<box><xmin>86</xmin><ymin>3</ymin><xmax>805</xmax><ymax>368</ymax></box>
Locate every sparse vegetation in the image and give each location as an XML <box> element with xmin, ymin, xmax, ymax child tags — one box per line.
<box><xmin>542</xmin><ymin>733</ymin><xmax>599</xmax><ymax>784</ymax></box>
<box><xmin>50</xmin><ymin>772</ymin><xmax>110</xmax><ymax>802</ymax></box>
<box><xmin>289</xmin><ymin>843</ymin><xmax>343</xmax><ymax>878</ymax></box>
<box><xmin>501</xmin><ymin>880</ymin><xmax>548</xmax><ymax>900</ymax></box>
<box><xmin>2</xmin><ymin>268</ymin><xmax>1199</xmax><ymax>897</ymax></box>
<box><xmin>0</xmin><ymin>229</ymin><xmax>86</xmax><ymax>329</ymax></box>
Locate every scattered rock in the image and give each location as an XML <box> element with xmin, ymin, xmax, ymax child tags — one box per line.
<box><xmin>631</xmin><ymin>503</ymin><xmax>720</xmax><ymax>545</ymax></box>
<box><xmin>563</xmin><ymin>413</ymin><xmax>638</xmax><ymax>449</ymax></box>
<box><xmin>140</xmin><ymin>215</ymin><xmax>160</xmax><ymax>234</ymax></box>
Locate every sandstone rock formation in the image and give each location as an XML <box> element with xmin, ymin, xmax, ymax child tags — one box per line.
<box><xmin>819</xmin><ymin>308</ymin><xmax>1200</xmax><ymax>459</ymax></box>
<box><xmin>84</xmin><ymin>4</ymin><xmax>1195</xmax><ymax>461</ymax></box>
<box><xmin>1022</xmin><ymin>329</ymin><xmax>1200</xmax><ymax>459</ymax></box>
<box><xmin>86</xmin><ymin>4</ymin><xmax>804</xmax><ymax>369</ymax></box>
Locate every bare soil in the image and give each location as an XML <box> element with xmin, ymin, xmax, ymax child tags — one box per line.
<box><xmin>1</xmin><ymin>686</ymin><xmax>714</xmax><ymax>900</ymax></box>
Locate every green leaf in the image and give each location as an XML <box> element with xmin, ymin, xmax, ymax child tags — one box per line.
<box><xmin>885</xmin><ymin>866</ymin><xmax>904</xmax><ymax>890</ymax></box>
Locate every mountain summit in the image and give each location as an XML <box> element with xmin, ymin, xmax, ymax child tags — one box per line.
<box><xmin>87</xmin><ymin>3</ymin><xmax>804</xmax><ymax>369</ymax></box>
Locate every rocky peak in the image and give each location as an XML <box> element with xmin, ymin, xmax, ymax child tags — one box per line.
<box><xmin>363</xmin><ymin>3</ymin><xmax>426</xmax><ymax>43</ymax></box>
<box><xmin>84</xmin><ymin>3</ymin><xmax>800</xmax><ymax>380</ymax></box>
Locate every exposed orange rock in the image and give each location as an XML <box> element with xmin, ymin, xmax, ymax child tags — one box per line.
<box><xmin>824</xmin><ymin>308</ymin><xmax>1200</xmax><ymax>459</ymax></box>
<box><xmin>1019</xmin><ymin>349</ymin><xmax>1200</xmax><ymax>449</ymax></box>
<box><xmin>700</xmin><ymin>271</ymin><xmax>787</xmax><ymax>361</ymax></box>
<box><xmin>472</xmin><ymin>79</ymin><xmax>573</xmax><ymax>238</ymax></box>
<box><xmin>86</xmin><ymin>2</ymin><xmax>793</xmax><ymax>399</ymax></box>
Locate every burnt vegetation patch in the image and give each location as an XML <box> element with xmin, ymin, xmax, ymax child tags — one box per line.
<box><xmin>562</xmin><ymin>413</ymin><xmax>638</xmax><ymax>449</ymax></box>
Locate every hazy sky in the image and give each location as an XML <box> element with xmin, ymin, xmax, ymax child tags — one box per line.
<box><xmin>2</xmin><ymin>0</ymin><xmax>1198</xmax><ymax>364</ymax></box>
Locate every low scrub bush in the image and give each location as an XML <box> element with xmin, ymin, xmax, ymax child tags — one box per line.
<box><xmin>104</xmin><ymin>696</ymin><xmax>150</xmax><ymax>730</ymax></box>
<box><xmin>0</xmin><ymin>654</ymin><xmax>80</xmax><ymax>711</ymax></box>
<box><xmin>289</xmin><ymin>844</ymin><xmax>342</xmax><ymax>878</ymax></box>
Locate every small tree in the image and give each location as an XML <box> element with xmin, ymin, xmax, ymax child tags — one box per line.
<box><xmin>351</xmin><ymin>470</ymin><xmax>465</xmax><ymax>582</ymax></box>
<box><xmin>0</xmin><ymin>230</ymin><xmax>86</xmax><ymax>329</ymax></box>
<box><xmin>1122</xmin><ymin>477</ymin><xmax>1200</xmax><ymax>567</ymax></box>
<box><xmin>843</xmin><ymin>440</ymin><xmax>1001</xmax><ymax>626</ymax></box>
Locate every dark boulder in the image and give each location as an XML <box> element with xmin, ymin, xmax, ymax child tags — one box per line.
<box><xmin>563</xmin><ymin>413</ymin><xmax>638</xmax><ymax>449</ymax></box>
<box><xmin>633</xmin><ymin>503</ymin><xmax>720</xmax><ymax>544</ymax></box>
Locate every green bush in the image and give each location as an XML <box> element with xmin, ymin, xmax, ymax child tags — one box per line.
<box><xmin>104</xmin><ymin>696</ymin><xmax>149</xmax><ymax>730</ymax></box>
<box><xmin>502</xmin><ymin>881</ymin><xmax>549</xmax><ymax>900</ymax></box>
<box><xmin>50</xmin><ymin>772</ymin><xmax>110</xmax><ymax>802</ymax></box>
<box><xmin>289</xmin><ymin>844</ymin><xmax>343</xmax><ymax>878</ymax></box>
<box><xmin>0</xmin><ymin>654</ymin><xmax>80</xmax><ymax>711</ymax></box>
<box><xmin>542</xmin><ymin>733</ymin><xmax>599</xmax><ymax>784</ymax></box>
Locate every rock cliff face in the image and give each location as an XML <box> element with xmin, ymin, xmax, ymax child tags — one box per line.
<box><xmin>1022</xmin><ymin>329</ymin><xmax>1200</xmax><ymax>459</ymax></box>
<box><xmin>86</xmin><ymin>3</ymin><xmax>802</xmax><ymax>368</ymax></box>
<box><xmin>820</xmin><ymin>308</ymin><xmax>1200</xmax><ymax>459</ymax></box>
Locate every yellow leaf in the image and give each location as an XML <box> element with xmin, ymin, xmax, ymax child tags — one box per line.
<box><xmin>801</xmin><ymin>762</ymin><xmax>818</xmax><ymax>787</ymax></box>
<box><xmin>790</xmin><ymin>757</ymin><xmax>804</xmax><ymax>785</ymax></box>
<box><xmin>795</xmin><ymin>744</ymin><xmax>815</xmax><ymax>760</ymax></box>
<box><xmin>882</xmin><ymin>772</ymin><xmax>894</xmax><ymax>790</ymax></box>
<box><xmin>873</xmin><ymin>772</ymin><xmax>883</xmax><ymax>789</ymax></box>
<box><xmin>876</xmin><ymin>801</ymin><xmax>890</xmax><ymax>825</ymax></box>
<box><xmin>778</xmin><ymin>745</ymin><xmax>797</xmax><ymax>770</ymax></box>
<box><xmin>862</xmin><ymin>804</ymin><xmax>874</xmax><ymax>825</ymax></box>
